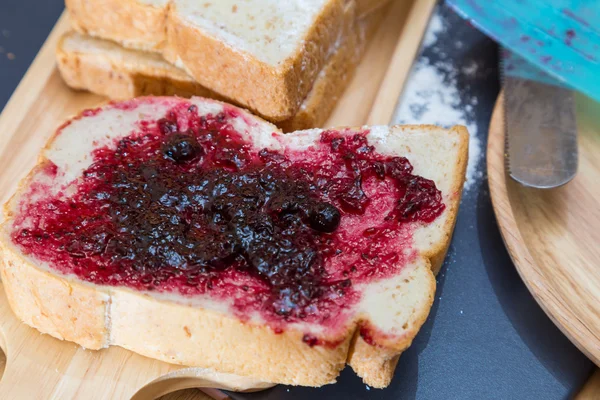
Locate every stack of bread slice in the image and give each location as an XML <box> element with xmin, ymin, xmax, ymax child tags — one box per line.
<box><xmin>57</xmin><ymin>0</ymin><xmax>393</xmax><ymax>131</ymax></box>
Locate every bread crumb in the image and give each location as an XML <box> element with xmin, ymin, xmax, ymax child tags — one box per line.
<box><xmin>232</xmin><ymin>4</ymin><xmax>237</xmax><ymax>12</ymax></box>
<box><xmin>7</xmin><ymin>52</ymin><xmax>15</xmax><ymax>60</ymax></box>
<box><xmin>183</xmin><ymin>326</ymin><xmax>191</xmax><ymax>337</ymax></box>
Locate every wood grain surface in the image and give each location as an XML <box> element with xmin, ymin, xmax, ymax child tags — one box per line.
<box><xmin>367</xmin><ymin>0</ymin><xmax>437</xmax><ymax>125</ymax></box>
<box><xmin>0</xmin><ymin>0</ymin><xmax>435</xmax><ymax>398</ymax></box>
<box><xmin>487</xmin><ymin>93</ymin><xmax>600</xmax><ymax>369</ymax></box>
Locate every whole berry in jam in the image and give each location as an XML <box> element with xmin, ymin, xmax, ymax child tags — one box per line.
<box><xmin>308</xmin><ymin>202</ymin><xmax>341</xmax><ymax>233</ymax></box>
<box><xmin>162</xmin><ymin>133</ymin><xmax>203</xmax><ymax>163</ymax></box>
<box><xmin>158</xmin><ymin>117</ymin><xmax>178</xmax><ymax>134</ymax></box>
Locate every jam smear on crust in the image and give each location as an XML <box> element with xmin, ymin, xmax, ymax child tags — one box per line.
<box><xmin>13</xmin><ymin>100</ymin><xmax>445</xmax><ymax>336</ymax></box>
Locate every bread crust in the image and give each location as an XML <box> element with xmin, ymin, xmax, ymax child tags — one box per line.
<box><xmin>0</xmin><ymin>235</ymin><xmax>352</xmax><ymax>386</ymax></box>
<box><xmin>66</xmin><ymin>0</ymin><xmax>350</xmax><ymax>120</ymax></box>
<box><xmin>0</xmin><ymin>99</ymin><xmax>468</xmax><ymax>387</ymax></box>
<box><xmin>56</xmin><ymin>32</ymin><xmax>224</xmax><ymax>101</ymax></box>
<box><xmin>278</xmin><ymin>8</ymin><xmax>380</xmax><ymax>132</ymax></box>
<box><xmin>423</xmin><ymin>125</ymin><xmax>469</xmax><ymax>276</ymax></box>
<box><xmin>0</xmin><ymin>234</ymin><xmax>433</xmax><ymax>387</ymax></box>
<box><xmin>170</xmin><ymin>0</ymin><xmax>349</xmax><ymax>121</ymax></box>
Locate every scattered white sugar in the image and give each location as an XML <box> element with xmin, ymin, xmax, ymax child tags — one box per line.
<box><xmin>366</xmin><ymin>385</ymin><xmax>371</xmax><ymax>391</ymax></box>
<box><xmin>462</xmin><ymin>60</ymin><xmax>479</xmax><ymax>77</ymax></box>
<box><xmin>423</xmin><ymin>13</ymin><xmax>443</xmax><ymax>48</ymax></box>
<box><xmin>394</xmin><ymin>60</ymin><xmax>482</xmax><ymax>190</ymax></box>
<box><xmin>393</xmin><ymin>13</ymin><xmax>483</xmax><ymax>191</ymax></box>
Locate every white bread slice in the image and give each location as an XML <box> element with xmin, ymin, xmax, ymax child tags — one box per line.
<box><xmin>0</xmin><ymin>97</ymin><xmax>468</xmax><ymax>388</ymax></box>
<box><xmin>56</xmin><ymin>3</ymin><xmax>374</xmax><ymax>132</ymax></box>
<box><xmin>66</xmin><ymin>0</ymin><xmax>359</xmax><ymax>121</ymax></box>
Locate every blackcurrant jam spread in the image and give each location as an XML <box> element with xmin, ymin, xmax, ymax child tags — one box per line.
<box><xmin>13</xmin><ymin>100</ymin><xmax>445</xmax><ymax>334</ymax></box>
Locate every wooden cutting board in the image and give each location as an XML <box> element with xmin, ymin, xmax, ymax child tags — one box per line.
<box><xmin>0</xmin><ymin>0</ymin><xmax>436</xmax><ymax>398</ymax></box>
<box><xmin>487</xmin><ymin>93</ymin><xmax>600</xmax><ymax>368</ymax></box>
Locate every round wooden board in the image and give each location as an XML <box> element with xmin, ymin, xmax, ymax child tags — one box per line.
<box><xmin>487</xmin><ymin>92</ymin><xmax>600</xmax><ymax>366</ymax></box>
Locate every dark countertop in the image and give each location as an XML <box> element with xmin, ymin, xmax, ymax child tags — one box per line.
<box><xmin>0</xmin><ymin>1</ymin><xmax>594</xmax><ymax>399</ymax></box>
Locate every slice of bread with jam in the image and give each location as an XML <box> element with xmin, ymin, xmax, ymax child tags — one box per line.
<box><xmin>0</xmin><ymin>96</ymin><xmax>468</xmax><ymax>388</ymax></box>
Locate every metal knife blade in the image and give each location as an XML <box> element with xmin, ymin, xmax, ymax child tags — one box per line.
<box><xmin>503</xmin><ymin>77</ymin><xmax>578</xmax><ymax>188</ymax></box>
